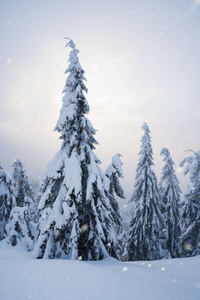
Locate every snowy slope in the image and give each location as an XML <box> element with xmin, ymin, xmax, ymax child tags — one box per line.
<box><xmin>0</xmin><ymin>243</ymin><xmax>200</xmax><ymax>300</ymax></box>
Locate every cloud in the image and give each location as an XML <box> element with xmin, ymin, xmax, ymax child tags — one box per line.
<box><xmin>191</xmin><ymin>0</ymin><xmax>200</xmax><ymax>10</ymax></box>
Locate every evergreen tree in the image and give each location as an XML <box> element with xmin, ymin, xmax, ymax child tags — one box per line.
<box><xmin>33</xmin><ymin>39</ymin><xmax>118</xmax><ymax>260</ymax></box>
<box><xmin>105</xmin><ymin>153</ymin><xmax>126</xmax><ymax>256</ymax></box>
<box><xmin>179</xmin><ymin>150</ymin><xmax>200</xmax><ymax>256</ymax></box>
<box><xmin>105</xmin><ymin>154</ymin><xmax>125</xmax><ymax>200</ymax></box>
<box><xmin>12</xmin><ymin>159</ymin><xmax>36</xmax><ymax>236</ymax></box>
<box><xmin>159</xmin><ymin>148</ymin><xmax>182</xmax><ymax>258</ymax></box>
<box><xmin>0</xmin><ymin>166</ymin><xmax>15</xmax><ymax>240</ymax></box>
<box><xmin>2</xmin><ymin>160</ymin><xmax>35</xmax><ymax>248</ymax></box>
<box><xmin>127</xmin><ymin>123</ymin><xmax>166</xmax><ymax>261</ymax></box>
<box><xmin>12</xmin><ymin>159</ymin><xmax>35</xmax><ymax>213</ymax></box>
<box><xmin>5</xmin><ymin>206</ymin><xmax>33</xmax><ymax>249</ymax></box>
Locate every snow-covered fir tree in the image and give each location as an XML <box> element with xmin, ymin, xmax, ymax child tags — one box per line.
<box><xmin>179</xmin><ymin>150</ymin><xmax>200</xmax><ymax>257</ymax></box>
<box><xmin>159</xmin><ymin>148</ymin><xmax>182</xmax><ymax>258</ymax></box>
<box><xmin>5</xmin><ymin>206</ymin><xmax>33</xmax><ymax>249</ymax></box>
<box><xmin>33</xmin><ymin>39</ymin><xmax>119</xmax><ymax>260</ymax></box>
<box><xmin>105</xmin><ymin>153</ymin><xmax>126</xmax><ymax>256</ymax></box>
<box><xmin>3</xmin><ymin>160</ymin><xmax>35</xmax><ymax>249</ymax></box>
<box><xmin>127</xmin><ymin>123</ymin><xmax>166</xmax><ymax>261</ymax></box>
<box><xmin>0</xmin><ymin>166</ymin><xmax>15</xmax><ymax>240</ymax></box>
<box><xmin>12</xmin><ymin>159</ymin><xmax>37</xmax><ymax>236</ymax></box>
<box><xmin>12</xmin><ymin>159</ymin><xmax>35</xmax><ymax>213</ymax></box>
<box><xmin>105</xmin><ymin>154</ymin><xmax>125</xmax><ymax>200</ymax></box>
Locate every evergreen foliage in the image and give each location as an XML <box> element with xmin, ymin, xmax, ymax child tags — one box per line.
<box><xmin>127</xmin><ymin>123</ymin><xmax>166</xmax><ymax>261</ymax></box>
<box><xmin>105</xmin><ymin>153</ymin><xmax>126</xmax><ymax>256</ymax></box>
<box><xmin>0</xmin><ymin>166</ymin><xmax>15</xmax><ymax>240</ymax></box>
<box><xmin>33</xmin><ymin>39</ymin><xmax>118</xmax><ymax>260</ymax></box>
<box><xmin>5</xmin><ymin>206</ymin><xmax>33</xmax><ymax>249</ymax></box>
<box><xmin>12</xmin><ymin>159</ymin><xmax>37</xmax><ymax>237</ymax></box>
<box><xmin>180</xmin><ymin>150</ymin><xmax>200</xmax><ymax>256</ymax></box>
<box><xmin>12</xmin><ymin>159</ymin><xmax>35</xmax><ymax>214</ymax></box>
<box><xmin>2</xmin><ymin>160</ymin><xmax>35</xmax><ymax>248</ymax></box>
<box><xmin>105</xmin><ymin>154</ymin><xmax>125</xmax><ymax>199</ymax></box>
<box><xmin>159</xmin><ymin>148</ymin><xmax>182</xmax><ymax>258</ymax></box>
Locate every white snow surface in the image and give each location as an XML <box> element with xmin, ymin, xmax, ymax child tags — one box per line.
<box><xmin>0</xmin><ymin>244</ymin><xmax>199</xmax><ymax>300</ymax></box>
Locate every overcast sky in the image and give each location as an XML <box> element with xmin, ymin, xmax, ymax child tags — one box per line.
<box><xmin>0</xmin><ymin>0</ymin><xmax>200</xmax><ymax>199</ymax></box>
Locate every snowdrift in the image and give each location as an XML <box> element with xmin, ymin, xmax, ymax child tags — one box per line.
<box><xmin>0</xmin><ymin>243</ymin><xmax>200</xmax><ymax>300</ymax></box>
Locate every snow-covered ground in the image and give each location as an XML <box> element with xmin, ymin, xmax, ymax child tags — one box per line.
<box><xmin>0</xmin><ymin>242</ymin><xmax>200</xmax><ymax>300</ymax></box>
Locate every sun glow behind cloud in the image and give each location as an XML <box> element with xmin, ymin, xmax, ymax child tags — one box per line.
<box><xmin>192</xmin><ymin>0</ymin><xmax>200</xmax><ymax>10</ymax></box>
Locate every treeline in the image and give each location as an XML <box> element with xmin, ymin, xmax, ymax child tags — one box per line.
<box><xmin>0</xmin><ymin>39</ymin><xmax>199</xmax><ymax>261</ymax></box>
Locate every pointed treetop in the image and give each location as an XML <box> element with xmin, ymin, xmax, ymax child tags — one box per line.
<box><xmin>160</xmin><ymin>148</ymin><xmax>170</xmax><ymax>157</ymax></box>
<box><xmin>64</xmin><ymin>37</ymin><xmax>76</xmax><ymax>49</ymax></box>
<box><xmin>138</xmin><ymin>122</ymin><xmax>153</xmax><ymax>164</ymax></box>
<box><xmin>160</xmin><ymin>148</ymin><xmax>173</xmax><ymax>165</ymax></box>
<box><xmin>13</xmin><ymin>158</ymin><xmax>23</xmax><ymax>167</ymax></box>
<box><xmin>160</xmin><ymin>147</ymin><xmax>180</xmax><ymax>191</ymax></box>
<box><xmin>141</xmin><ymin>122</ymin><xmax>150</xmax><ymax>132</ymax></box>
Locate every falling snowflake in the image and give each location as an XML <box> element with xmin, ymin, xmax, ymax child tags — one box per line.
<box><xmin>176</xmin><ymin>167</ymin><xmax>183</xmax><ymax>173</ymax></box>
<box><xmin>81</xmin><ymin>224</ymin><xmax>88</xmax><ymax>232</ymax></box>
<box><xmin>184</xmin><ymin>243</ymin><xmax>193</xmax><ymax>251</ymax></box>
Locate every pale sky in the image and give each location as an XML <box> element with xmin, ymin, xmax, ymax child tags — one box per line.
<box><xmin>0</xmin><ymin>0</ymin><xmax>200</xmax><ymax>199</ymax></box>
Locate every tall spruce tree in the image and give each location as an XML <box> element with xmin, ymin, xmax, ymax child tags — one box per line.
<box><xmin>180</xmin><ymin>150</ymin><xmax>200</xmax><ymax>256</ymax></box>
<box><xmin>33</xmin><ymin>39</ymin><xmax>118</xmax><ymax>260</ymax></box>
<box><xmin>0</xmin><ymin>166</ymin><xmax>15</xmax><ymax>240</ymax></box>
<box><xmin>127</xmin><ymin>123</ymin><xmax>166</xmax><ymax>261</ymax></box>
<box><xmin>159</xmin><ymin>148</ymin><xmax>182</xmax><ymax>258</ymax></box>
<box><xmin>105</xmin><ymin>153</ymin><xmax>126</xmax><ymax>257</ymax></box>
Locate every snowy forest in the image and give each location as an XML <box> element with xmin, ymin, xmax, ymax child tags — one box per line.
<box><xmin>0</xmin><ymin>39</ymin><xmax>200</xmax><ymax>263</ymax></box>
